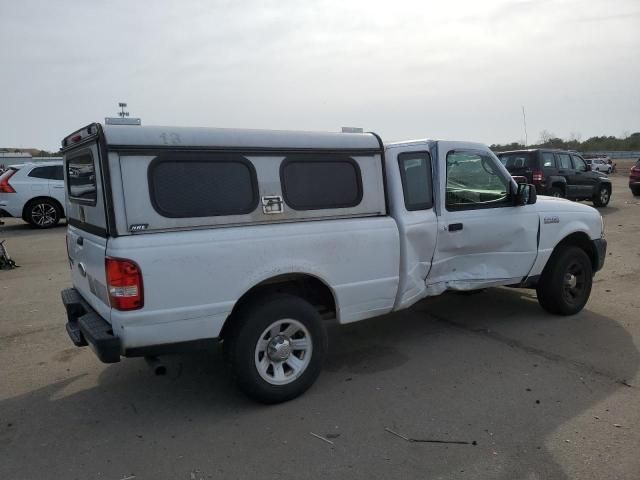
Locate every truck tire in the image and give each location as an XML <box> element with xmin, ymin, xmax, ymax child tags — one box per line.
<box><xmin>226</xmin><ymin>294</ymin><xmax>327</xmax><ymax>404</ymax></box>
<box><xmin>592</xmin><ymin>185</ymin><xmax>611</xmax><ymax>207</ymax></box>
<box><xmin>631</xmin><ymin>187</ymin><xmax>640</xmax><ymax>197</ymax></box>
<box><xmin>536</xmin><ymin>246</ymin><xmax>592</xmax><ymax>315</ymax></box>
<box><xmin>25</xmin><ymin>198</ymin><xmax>61</xmax><ymax>228</ymax></box>
<box><xmin>549</xmin><ymin>186</ymin><xmax>564</xmax><ymax>198</ymax></box>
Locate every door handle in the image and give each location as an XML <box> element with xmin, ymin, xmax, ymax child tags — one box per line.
<box><xmin>448</xmin><ymin>223</ymin><xmax>463</xmax><ymax>232</ymax></box>
<box><xmin>76</xmin><ymin>237</ymin><xmax>84</xmax><ymax>246</ymax></box>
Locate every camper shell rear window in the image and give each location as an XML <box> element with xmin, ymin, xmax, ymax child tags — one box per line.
<box><xmin>148</xmin><ymin>153</ymin><xmax>259</xmax><ymax>218</ymax></box>
<box><xmin>66</xmin><ymin>150</ymin><xmax>97</xmax><ymax>205</ymax></box>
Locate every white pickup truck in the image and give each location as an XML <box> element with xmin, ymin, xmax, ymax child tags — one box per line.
<box><xmin>60</xmin><ymin>123</ymin><xmax>606</xmax><ymax>403</ymax></box>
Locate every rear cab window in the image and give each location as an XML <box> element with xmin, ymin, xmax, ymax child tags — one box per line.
<box><xmin>398</xmin><ymin>151</ymin><xmax>433</xmax><ymax>210</ymax></box>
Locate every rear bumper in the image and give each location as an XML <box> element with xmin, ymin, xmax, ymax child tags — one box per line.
<box><xmin>61</xmin><ymin>288</ymin><xmax>121</xmax><ymax>363</ymax></box>
<box><xmin>593</xmin><ymin>238</ymin><xmax>607</xmax><ymax>273</ymax></box>
<box><xmin>0</xmin><ymin>200</ymin><xmax>20</xmax><ymax>217</ymax></box>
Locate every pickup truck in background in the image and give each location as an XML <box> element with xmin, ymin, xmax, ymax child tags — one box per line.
<box><xmin>60</xmin><ymin>124</ymin><xmax>607</xmax><ymax>403</ymax></box>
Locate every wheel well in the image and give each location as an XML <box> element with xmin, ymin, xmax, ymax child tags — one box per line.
<box><xmin>550</xmin><ymin>232</ymin><xmax>597</xmax><ymax>271</ymax></box>
<box><xmin>22</xmin><ymin>196</ymin><xmax>64</xmax><ymax>220</ymax></box>
<box><xmin>551</xmin><ymin>182</ymin><xmax>566</xmax><ymax>192</ymax></box>
<box><xmin>219</xmin><ymin>274</ymin><xmax>337</xmax><ymax>340</ymax></box>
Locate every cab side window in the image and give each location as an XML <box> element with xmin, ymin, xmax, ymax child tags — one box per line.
<box><xmin>398</xmin><ymin>151</ymin><xmax>433</xmax><ymax>210</ymax></box>
<box><xmin>446</xmin><ymin>151</ymin><xmax>511</xmax><ymax>210</ymax></box>
<box><xmin>572</xmin><ymin>155</ymin><xmax>587</xmax><ymax>172</ymax></box>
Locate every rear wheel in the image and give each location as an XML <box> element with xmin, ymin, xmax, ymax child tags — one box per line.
<box><xmin>631</xmin><ymin>187</ymin><xmax>640</xmax><ymax>197</ymax></box>
<box><xmin>226</xmin><ymin>294</ymin><xmax>327</xmax><ymax>404</ymax></box>
<box><xmin>536</xmin><ymin>246</ymin><xmax>592</xmax><ymax>315</ymax></box>
<box><xmin>25</xmin><ymin>199</ymin><xmax>60</xmax><ymax>228</ymax></box>
<box><xmin>592</xmin><ymin>185</ymin><xmax>611</xmax><ymax>207</ymax></box>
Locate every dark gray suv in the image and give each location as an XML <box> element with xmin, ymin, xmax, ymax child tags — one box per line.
<box><xmin>498</xmin><ymin>149</ymin><xmax>612</xmax><ymax>207</ymax></box>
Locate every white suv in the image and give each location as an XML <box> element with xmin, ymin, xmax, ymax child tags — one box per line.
<box><xmin>0</xmin><ymin>161</ymin><xmax>66</xmax><ymax>228</ymax></box>
<box><xmin>586</xmin><ymin>158</ymin><xmax>612</xmax><ymax>174</ymax></box>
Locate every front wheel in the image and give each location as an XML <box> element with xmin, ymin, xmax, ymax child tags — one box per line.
<box><xmin>536</xmin><ymin>246</ymin><xmax>593</xmax><ymax>315</ymax></box>
<box><xmin>226</xmin><ymin>294</ymin><xmax>327</xmax><ymax>404</ymax></box>
<box><xmin>592</xmin><ymin>185</ymin><xmax>611</xmax><ymax>207</ymax></box>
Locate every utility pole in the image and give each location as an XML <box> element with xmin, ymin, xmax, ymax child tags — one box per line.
<box><xmin>522</xmin><ymin>106</ymin><xmax>528</xmax><ymax>147</ymax></box>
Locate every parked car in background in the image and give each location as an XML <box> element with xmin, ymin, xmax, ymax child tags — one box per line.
<box><xmin>0</xmin><ymin>161</ymin><xmax>65</xmax><ymax>228</ymax></box>
<box><xmin>630</xmin><ymin>159</ymin><xmax>640</xmax><ymax>196</ymax></box>
<box><xmin>497</xmin><ymin>149</ymin><xmax>612</xmax><ymax>207</ymax></box>
<box><xmin>585</xmin><ymin>158</ymin><xmax>612</xmax><ymax>174</ymax></box>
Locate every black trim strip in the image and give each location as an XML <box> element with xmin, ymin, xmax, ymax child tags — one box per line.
<box><xmin>125</xmin><ymin>338</ymin><xmax>217</xmax><ymax>357</ymax></box>
<box><xmin>68</xmin><ymin>217</ymin><xmax>108</xmax><ymax>237</ymax></box>
<box><xmin>369</xmin><ymin>132</ymin><xmax>389</xmax><ymax>215</ymax></box>
<box><xmin>96</xmin><ymin>124</ymin><xmax>118</xmax><ymax>237</ymax></box>
<box><xmin>111</xmin><ymin>145</ymin><xmax>382</xmax><ymax>156</ymax></box>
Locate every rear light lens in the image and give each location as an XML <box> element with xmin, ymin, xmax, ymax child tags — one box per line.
<box><xmin>532</xmin><ymin>169</ymin><xmax>544</xmax><ymax>182</ymax></box>
<box><xmin>106</xmin><ymin>257</ymin><xmax>144</xmax><ymax>311</ymax></box>
<box><xmin>0</xmin><ymin>169</ymin><xmax>17</xmax><ymax>193</ymax></box>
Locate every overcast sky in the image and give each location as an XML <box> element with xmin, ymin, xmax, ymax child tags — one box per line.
<box><xmin>0</xmin><ymin>0</ymin><xmax>638</xmax><ymax>150</ymax></box>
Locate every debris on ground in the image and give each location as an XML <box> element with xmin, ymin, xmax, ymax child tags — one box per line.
<box><xmin>310</xmin><ymin>432</ymin><xmax>334</xmax><ymax>445</ymax></box>
<box><xmin>0</xmin><ymin>240</ymin><xmax>19</xmax><ymax>270</ymax></box>
<box><xmin>384</xmin><ymin>427</ymin><xmax>477</xmax><ymax>445</ymax></box>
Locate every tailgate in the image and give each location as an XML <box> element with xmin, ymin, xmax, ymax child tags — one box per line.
<box><xmin>63</xmin><ymin>138</ymin><xmax>111</xmax><ymax>322</ymax></box>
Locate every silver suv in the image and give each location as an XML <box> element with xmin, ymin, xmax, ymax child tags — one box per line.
<box><xmin>0</xmin><ymin>161</ymin><xmax>66</xmax><ymax>228</ymax></box>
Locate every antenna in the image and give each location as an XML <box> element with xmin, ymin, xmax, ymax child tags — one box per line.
<box><xmin>118</xmin><ymin>102</ymin><xmax>129</xmax><ymax>118</ymax></box>
<box><xmin>521</xmin><ymin>106</ymin><xmax>528</xmax><ymax>147</ymax></box>
<box><xmin>105</xmin><ymin>102</ymin><xmax>141</xmax><ymax>126</ymax></box>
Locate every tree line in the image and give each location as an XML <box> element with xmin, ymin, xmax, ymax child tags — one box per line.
<box><xmin>490</xmin><ymin>131</ymin><xmax>640</xmax><ymax>152</ymax></box>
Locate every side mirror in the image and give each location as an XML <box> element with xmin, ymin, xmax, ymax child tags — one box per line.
<box><xmin>514</xmin><ymin>183</ymin><xmax>536</xmax><ymax>206</ymax></box>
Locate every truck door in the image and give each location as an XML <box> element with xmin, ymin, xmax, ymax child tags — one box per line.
<box><xmin>426</xmin><ymin>143</ymin><xmax>539</xmax><ymax>291</ymax></box>
<box><xmin>64</xmin><ymin>142</ymin><xmax>111</xmax><ymax>322</ymax></box>
<box><xmin>387</xmin><ymin>147</ymin><xmax>438</xmax><ymax>309</ymax></box>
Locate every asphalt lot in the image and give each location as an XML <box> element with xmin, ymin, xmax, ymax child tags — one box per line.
<box><xmin>1</xmin><ymin>172</ymin><xmax>639</xmax><ymax>480</ymax></box>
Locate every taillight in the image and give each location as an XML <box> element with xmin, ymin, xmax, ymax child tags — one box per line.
<box><xmin>106</xmin><ymin>257</ymin><xmax>144</xmax><ymax>311</ymax></box>
<box><xmin>532</xmin><ymin>169</ymin><xmax>544</xmax><ymax>182</ymax></box>
<box><xmin>0</xmin><ymin>169</ymin><xmax>17</xmax><ymax>193</ymax></box>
